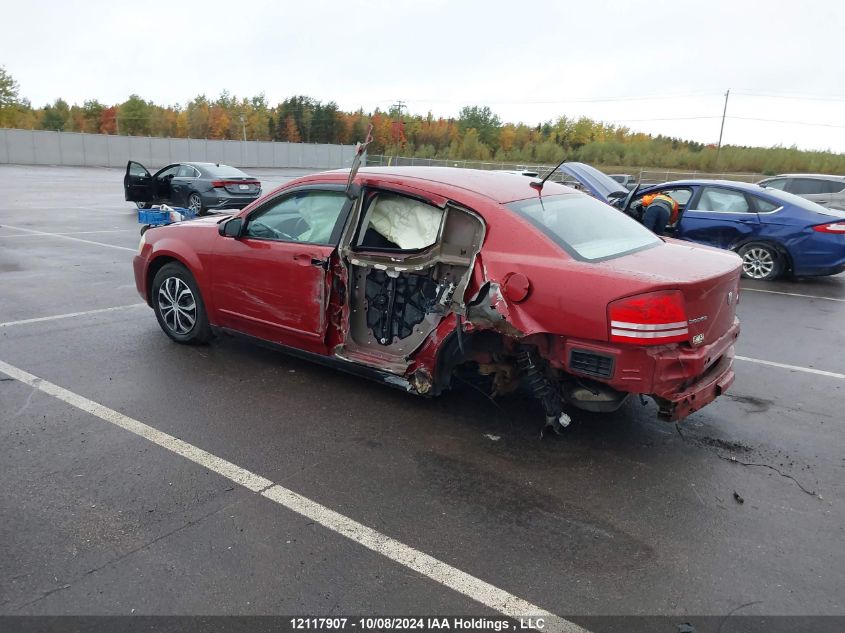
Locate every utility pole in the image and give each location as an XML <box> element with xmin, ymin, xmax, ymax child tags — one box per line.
<box><xmin>239</xmin><ymin>114</ymin><xmax>247</xmax><ymax>141</ymax></box>
<box><xmin>715</xmin><ymin>89</ymin><xmax>730</xmax><ymax>167</ymax></box>
<box><xmin>390</xmin><ymin>100</ymin><xmax>407</xmax><ymax>117</ymax></box>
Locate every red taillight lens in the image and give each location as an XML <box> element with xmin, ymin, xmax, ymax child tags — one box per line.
<box><xmin>211</xmin><ymin>180</ymin><xmax>260</xmax><ymax>189</ymax></box>
<box><xmin>608</xmin><ymin>290</ymin><xmax>689</xmax><ymax>344</ymax></box>
<box><xmin>813</xmin><ymin>222</ymin><xmax>845</xmax><ymax>234</ymax></box>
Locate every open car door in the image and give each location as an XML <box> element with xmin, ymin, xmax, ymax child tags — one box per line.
<box><xmin>124</xmin><ymin>161</ymin><xmax>153</xmax><ymax>204</ymax></box>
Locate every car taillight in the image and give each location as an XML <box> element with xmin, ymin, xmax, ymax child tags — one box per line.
<box><xmin>211</xmin><ymin>180</ymin><xmax>260</xmax><ymax>188</ymax></box>
<box><xmin>609</xmin><ymin>290</ymin><xmax>689</xmax><ymax>345</ymax></box>
<box><xmin>813</xmin><ymin>222</ymin><xmax>845</xmax><ymax>234</ymax></box>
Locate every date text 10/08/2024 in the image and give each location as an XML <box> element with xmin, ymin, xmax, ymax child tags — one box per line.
<box><xmin>290</xmin><ymin>617</ymin><xmax>548</xmax><ymax>631</ymax></box>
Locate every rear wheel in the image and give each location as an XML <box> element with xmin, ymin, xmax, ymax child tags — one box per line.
<box><xmin>187</xmin><ymin>192</ymin><xmax>206</xmax><ymax>216</ymax></box>
<box><xmin>738</xmin><ymin>242</ymin><xmax>783</xmax><ymax>281</ymax></box>
<box><xmin>135</xmin><ymin>201</ymin><xmax>152</xmax><ymax>209</ymax></box>
<box><xmin>151</xmin><ymin>262</ymin><xmax>212</xmax><ymax>344</ymax></box>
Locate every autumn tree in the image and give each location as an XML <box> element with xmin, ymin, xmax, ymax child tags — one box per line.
<box><xmin>119</xmin><ymin>95</ymin><xmax>151</xmax><ymax>135</ymax></box>
<box><xmin>41</xmin><ymin>99</ymin><xmax>70</xmax><ymax>131</ymax></box>
<box><xmin>457</xmin><ymin>105</ymin><xmax>501</xmax><ymax>150</ymax></box>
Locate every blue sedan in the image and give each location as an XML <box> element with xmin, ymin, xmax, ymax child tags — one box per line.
<box><xmin>558</xmin><ymin>163</ymin><xmax>845</xmax><ymax>281</ymax></box>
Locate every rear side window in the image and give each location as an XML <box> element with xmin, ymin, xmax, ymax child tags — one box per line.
<box><xmin>506</xmin><ymin>194</ymin><xmax>660</xmax><ymax>262</ymax></box>
<box><xmin>752</xmin><ymin>196</ymin><xmax>780</xmax><ymax>213</ymax></box>
<box><xmin>788</xmin><ymin>178</ymin><xmax>826</xmax><ymax>195</ymax></box>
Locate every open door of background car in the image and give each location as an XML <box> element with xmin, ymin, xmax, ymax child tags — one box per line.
<box><xmin>124</xmin><ymin>161</ymin><xmax>153</xmax><ymax>204</ymax></box>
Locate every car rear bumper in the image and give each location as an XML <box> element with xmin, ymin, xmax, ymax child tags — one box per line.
<box><xmin>653</xmin><ymin>348</ymin><xmax>735</xmax><ymax>421</ymax></box>
<box><xmin>201</xmin><ymin>191</ymin><xmax>260</xmax><ymax>210</ymax></box>
<box><xmin>558</xmin><ymin>317</ymin><xmax>740</xmax><ymax>421</ymax></box>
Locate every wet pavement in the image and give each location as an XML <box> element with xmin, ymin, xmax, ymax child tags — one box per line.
<box><xmin>1</xmin><ymin>165</ymin><xmax>843</xmax><ymax>622</ymax></box>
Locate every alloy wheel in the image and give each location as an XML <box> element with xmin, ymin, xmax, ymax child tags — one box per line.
<box><xmin>742</xmin><ymin>247</ymin><xmax>775</xmax><ymax>279</ymax></box>
<box><xmin>188</xmin><ymin>194</ymin><xmax>202</xmax><ymax>213</ymax></box>
<box><xmin>158</xmin><ymin>277</ymin><xmax>196</xmax><ymax>335</ymax></box>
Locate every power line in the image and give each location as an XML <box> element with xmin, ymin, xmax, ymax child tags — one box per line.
<box><xmin>604</xmin><ymin>116</ymin><xmax>722</xmax><ymax>122</ymax></box>
<box><xmin>728</xmin><ymin>116</ymin><xmax>845</xmax><ymax>129</ymax></box>
<box><xmin>733</xmin><ymin>90</ymin><xmax>845</xmax><ymax>102</ymax></box>
<box><xmin>373</xmin><ymin>92</ymin><xmax>721</xmax><ymax>106</ymax></box>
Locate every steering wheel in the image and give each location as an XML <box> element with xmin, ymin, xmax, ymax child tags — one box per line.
<box><xmin>249</xmin><ymin>220</ymin><xmax>294</xmax><ymax>240</ymax></box>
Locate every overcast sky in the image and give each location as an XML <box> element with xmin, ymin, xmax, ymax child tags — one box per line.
<box><xmin>2</xmin><ymin>0</ymin><xmax>844</xmax><ymax>152</ymax></box>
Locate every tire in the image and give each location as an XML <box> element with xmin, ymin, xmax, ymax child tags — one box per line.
<box><xmin>737</xmin><ymin>242</ymin><xmax>784</xmax><ymax>281</ymax></box>
<box><xmin>151</xmin><ymin>262</ymin><xmax>212</xmax><ymax>344</ymax></box>
<box><xmin>135</xmin><ymin>201</ymin><xmax>152</xmax><ymax>209</ymax></box>
<box><xmin>187</xmin><ymin>192</ymin><xmax>206</xmax><ymax>216</ymax></box>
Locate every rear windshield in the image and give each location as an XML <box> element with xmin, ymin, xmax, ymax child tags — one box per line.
<box><xmin>202</xmin><ymin>164</ymin><xmax>250</xmax><ymax>178</ymax></box>
<box><xmin>506</xmin><ymin>194</ymin><xmax>661</xmax><ymax>262</ymax></box>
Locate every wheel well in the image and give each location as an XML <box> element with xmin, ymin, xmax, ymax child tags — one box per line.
<box><xmin>145</xmin><ymin>256</ymin><xmax>180</xmax><ymax>304</ymax></box>
<box><xmin>735</xmin><ymin>239</ymin><xmax>793</xmax><ymax>272</ymax></box>
<box><xmin>431</xmin><ymin>329</ymin><xmax>506</xmax><ymax>396</ymax></box>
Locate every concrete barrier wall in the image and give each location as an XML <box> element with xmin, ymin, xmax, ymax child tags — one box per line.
<box><xmin>0</xmin><ymin>128</ymin><xmax>357</xmax><ymax>169</ymax></box>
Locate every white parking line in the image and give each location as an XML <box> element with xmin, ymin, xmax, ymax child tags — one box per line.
<box><xmin>0</xmin><ymin>229</ymin><xmax>135</xmax><ymax>238</ymax></box>
<box><xmin>0</xmin><ymin>304</ymin><xmax>146</xmax><ymax>328</ymax></box>
<box><xmin>0</xmin><ymin>225</ymin><xmax>136</xmax><ymax>252</ymax></box>
<box><xmin>736</xmin><ymin>355</ymin><xmax>845</xmax><ymax>380</ymax></box>
<box><xmin>741</xmin><ymin>287</ymin><xmax>845</xmax><ymax>303</ymax></box>
<box><xmin>0</xmin><ymin>358</ymin><xmax>586</xmax><ymax>633</ymax></box>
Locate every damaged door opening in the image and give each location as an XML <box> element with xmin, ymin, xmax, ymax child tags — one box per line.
<box><xmin>338</xmin><ymin>190</ymin><xmax>485</xmax><ymax>370</ymax></box>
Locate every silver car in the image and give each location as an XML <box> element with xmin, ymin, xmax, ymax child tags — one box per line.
<box><xmin>758</xmin><ymin>174</ymin><xmax>845</xmax><ymax>210</ymax></box>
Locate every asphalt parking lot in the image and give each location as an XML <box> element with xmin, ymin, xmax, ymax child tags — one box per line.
<box><xmin>1</xmin><ymin>165</ymin><xmax>844</xmax><ymax>629</ymax></box>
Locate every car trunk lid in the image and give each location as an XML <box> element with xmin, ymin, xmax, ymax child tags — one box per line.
<box><xmin>212</xmin><ymin>178</ymin><xmax>261</xmax><ymax>195</ymax></box>
<box><xmin>602</xmin><ymin>240</ymin><xmax>741</xmax><ymax>347</ymax></box>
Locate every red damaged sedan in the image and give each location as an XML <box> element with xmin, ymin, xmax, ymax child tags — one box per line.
<box><xmin>133</xmin><ymin>166</ymin><xmax>741</xmax><ymax>432</ymax></box>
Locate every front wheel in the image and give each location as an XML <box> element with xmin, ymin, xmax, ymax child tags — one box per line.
<box><xmin>135</xmin><ymin>201</ymin><xmax>152</xmax><ymax>209</ymax></box>
<box><xmin>738</xmin><ymin>242</ymin><xmax>784</xmax><ymax>281</ymax></box>
<box><xmin>151</xmin><ymin>262</ymin><xmax>212</xmax><ymax>344</ymax></box>
<box><xmin>187</xmin><ymin>192</ymin><xmax>206</xmax><ymax>216</ymax></box>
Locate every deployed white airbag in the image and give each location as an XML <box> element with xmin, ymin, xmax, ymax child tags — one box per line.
<box><xmin>296</xmin><ymin>193</ymin><xmax>345</xmax><ymax>244</ymax></box>
<box><xmin>367</xmin><ymin>194</ymin><xmax>444</xmax><ymax>250</ymax></box>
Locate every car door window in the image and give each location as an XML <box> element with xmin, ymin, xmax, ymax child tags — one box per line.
<box><xmin>695</xmin><ymin>187</ymin><xmax>752</xmax><ymax>213</ymax></box>
<box><xmin>788</xmin><ymin>178</ymin><xmax>826</xmax><ymax>195</ymax></box>
<box><xmin>761</xmin><ymin>178</ymin><xmax>787</xmax><ymax>190</ymax></box>
<box><xmin>177</xmin><ymin>165</ymin><xmax>198</xmax><ymax>178</ymax></box>
<box><xmin>660</xmin><ymin>188</ymin><xmax>693</xmax><ymax>206</ymax></box>
<box><xmin>157</xmin><ymin>165</ymin><xmax>180</xmax><ymax>180</ymax></box>
<box><xmin>128</xmin><ymin>162</ymin><xmax>149</xmax><ymax>177</ymax></box>
<box><xmin>245</xmin><ymin>190</ymin><xmax>348</xmax><ymax>245</ymax></box>
<box><xmin>823</xmin><ymin>179</ymin><xmax>845</xmax><ymax>194</ymax></box>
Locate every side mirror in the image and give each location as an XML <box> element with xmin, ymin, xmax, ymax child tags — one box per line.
<box><xmin>219</xmin><ymin>217</ymin><xmax>244</xmax><ymax>238</ymax></box>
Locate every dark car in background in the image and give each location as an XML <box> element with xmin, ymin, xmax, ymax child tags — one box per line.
<box><xmin>757</xmin><ymin>174</ymin><xmax>845</xmax><ymax>210</ymax></box>
<box><xmin>124</xmin><ymin>161</ymin><xmax>261</xmax><ymax>215</ymax></box>
<box><xmin>558</xmin><ymin>162</ymin><xmax>845</xmax><ymax>281</ymax></box>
